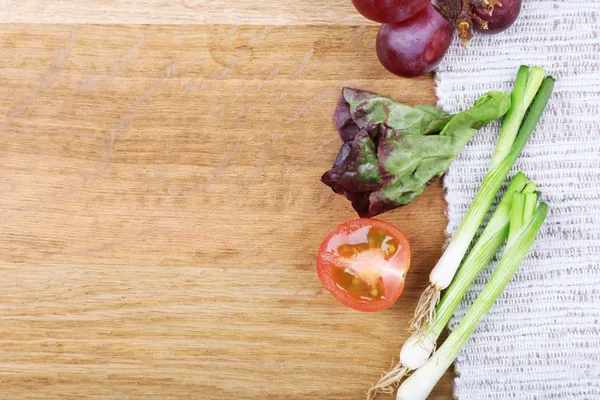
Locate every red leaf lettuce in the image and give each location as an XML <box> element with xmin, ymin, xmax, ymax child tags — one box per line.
<box><xmin>322</xmin><ymin>88</ymin><xmax>511</xmax><ymax>217</ymax></box>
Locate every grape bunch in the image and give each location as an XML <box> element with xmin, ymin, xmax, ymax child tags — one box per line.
<box><xmin>352</xmin><ymin>0</ymin><xmax>523</xmax><ymax>77</ymax></box>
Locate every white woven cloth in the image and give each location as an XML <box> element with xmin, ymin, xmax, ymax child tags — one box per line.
<box><xmin>435</xmin><ymin>1</ymin><xmax>600</xmax><ymax>398</ymax></box>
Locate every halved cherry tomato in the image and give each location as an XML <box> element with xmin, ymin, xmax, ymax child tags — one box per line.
<box><xmin>317</xmin><ymin>218</ymin><xmax>411</xmax><ymax>312</ymax></box>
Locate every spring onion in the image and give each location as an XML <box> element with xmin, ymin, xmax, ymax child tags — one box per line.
<box><xmin>367</xmin><ymin>173</ymin><xmax>531</xmax><ymax>399</ymax></box>
<box><xmin>411</xmin><ymin>66</ymin><xmax>550</xmax><ymax>331</ymax></box>
<box><xmin>489</xmin><ymin>66</ymin><xmax>547</xmax><ymax>169</ymax></box>
<box><xmin>395</xmin><ymin>75</ymin><xmax>554</xmax><ymax>400</ymax></box>
<box><xmin>396</xmin><ymin>200</ymin><xmax>548</xmax><ymax>400</ymax></box>
<box><xmin>368</xmin><ymin>73</ymin><xmax>554</xmax><ymax>400</ymax></box>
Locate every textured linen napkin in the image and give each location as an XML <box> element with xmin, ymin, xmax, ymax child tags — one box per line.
<box><xmin>435</xmin><ymin>1</ymin><xmax>600</xmax><ymax>398</ymax></box>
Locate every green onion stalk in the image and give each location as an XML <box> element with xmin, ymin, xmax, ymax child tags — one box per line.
<box><xmin>367</xmin><ymin>72</ymin><xmax>555</xmax><ymax>400</ymax></box>
<box><xmin>411</xmin><ymin>66</ymin><xmax>549</xmax><ymax>332</ymax></box>
<box><xmin>394</xmin><ymin>77</ymin><xmax>554</xmax><ymax>400</ymax></box>
<box><xmin>396</xmin><ymin>197</ymin><xmax>548</xmax><ymax>400</ymax></box>
<box><xmin>367</xmin><ymin>173</ymin><xmax>534</xmax><ymax>399</ymax></box>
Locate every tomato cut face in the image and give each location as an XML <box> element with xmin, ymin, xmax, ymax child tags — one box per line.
<box><xmin>317</xmin><ymin>218</ymin><xmax>411</xmax><ymax>312</ymax></box>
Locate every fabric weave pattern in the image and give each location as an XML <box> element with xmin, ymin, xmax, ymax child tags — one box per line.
<box><xmin>436</xmin><ymin>1</ymin><xmax>600</xmax><ymax>398</ymax></box>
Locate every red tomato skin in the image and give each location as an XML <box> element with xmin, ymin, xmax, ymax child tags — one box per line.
<box><xmin>317</xmin><ymin>218</ymin><xmax>411</xmax><ymax>312</ymax></box>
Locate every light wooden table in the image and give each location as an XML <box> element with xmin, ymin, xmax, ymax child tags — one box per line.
<box><xmin>0</xmin><ymin>2</ymin><xmax>452</xmax><ymax>399</ymax></box>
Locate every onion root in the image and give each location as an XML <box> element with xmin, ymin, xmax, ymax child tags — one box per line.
<box><xmin>410</xmin><ymin>285</ymin><xmax>440</xmax><ymax>332</ymax></box>
<box><xmin>367</xmin><ymin>364</ymin><xmax>409</xmax><ymax>400</ymax></box>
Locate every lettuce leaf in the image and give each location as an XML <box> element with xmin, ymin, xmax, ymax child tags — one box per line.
<box><xmin>322</xmin><ymin>129</ymin><xmax>381</xmax><ymax>194</ymax></box>
<box><xmin>322</xmin><ymin>88</ymin><xmax>511</xmax><ymax>217</ymax></box>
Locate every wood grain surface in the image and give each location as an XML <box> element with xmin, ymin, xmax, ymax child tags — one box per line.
<box><xmin>0</xmin><ymin>21</ymin><xmax>452</xmax><ymax>400</ymax></box>
<box><xmin>1</xmin><ymin>0</ymin><xmax>376</xmax><ymax>25</ymax></box>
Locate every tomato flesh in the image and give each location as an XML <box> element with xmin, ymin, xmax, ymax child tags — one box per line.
<box><xmin>317</xmin><ymin>219</ymin><xmax>411</xmax><ymax>312</ymax></box>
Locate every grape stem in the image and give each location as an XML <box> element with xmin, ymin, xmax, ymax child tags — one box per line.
<box><xmin>458</xmin><ymin>0</ymin><xmax>502</xmax><ymax>46</ymax></box>
<box><xmin>471</xmin><ymin>0</ymin><xmax>503</xmax><ymax>10</ymax></box>
<box><xmin>457</xmin><ymin>0</ymin><xmax>474</xmax><ymax>47</ymax></box>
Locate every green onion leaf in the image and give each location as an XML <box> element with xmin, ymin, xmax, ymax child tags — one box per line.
<box><xmin>509</xmin><ymin>192</ymin><xmax>525</xmax><ymax>238</ymax></box>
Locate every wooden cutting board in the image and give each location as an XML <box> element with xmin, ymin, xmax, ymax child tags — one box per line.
<box><xmin>0</xmin><ymin>2</ymin><xmax>453</xmax><ymax>399</ymax></box>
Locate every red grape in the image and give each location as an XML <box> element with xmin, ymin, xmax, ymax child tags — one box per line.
<box><xmin>351</xmin><ymin>0</ymin><xmax>429</xmax><ymax>23</ymax></box>
<box><xmin>472</xmin><ymin>0</ymin><xmax>523</xmax><ymax>34</ymax></box>
<box><xmin>376</xmin><ymin>5</ymin><xmax>453</xmax><ymax>78</ymax></box>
